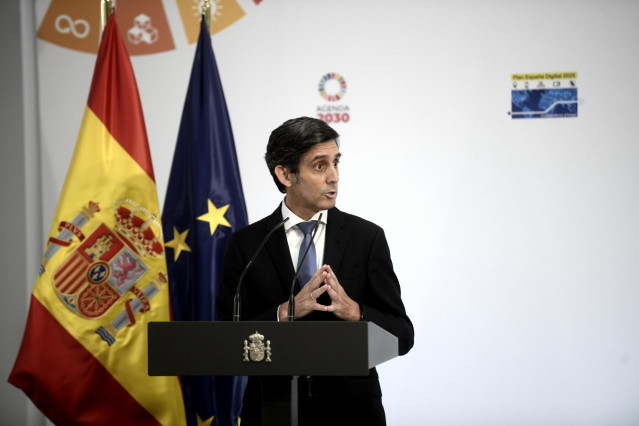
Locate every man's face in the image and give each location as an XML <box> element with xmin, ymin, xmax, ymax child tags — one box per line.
<box><xmin>282</xmin><ymin>140</ymin><xmax>340</xmax><ymax>220</ymax></box>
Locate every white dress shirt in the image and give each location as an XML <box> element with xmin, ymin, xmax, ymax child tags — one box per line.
<box><xmin>280</xmin><ymin>199</ymin><xmax>327</xmax><ymax>272</ymax></box>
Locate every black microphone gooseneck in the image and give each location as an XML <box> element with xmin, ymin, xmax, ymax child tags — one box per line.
<box><xmin>287</xmin><ymin>213</ymin><xmax>323</xmax><ymax>322</ymax></box>
<box><xmin>233</xmin><ymin>217</ymin><xmax>289</xmax><ymax>321</ymax></box>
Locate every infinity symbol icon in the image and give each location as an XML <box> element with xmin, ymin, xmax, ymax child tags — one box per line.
<box><xmin>54</xmin><ymin>14</ymin><xmax>90</xmax><ymax>39</ymax></box>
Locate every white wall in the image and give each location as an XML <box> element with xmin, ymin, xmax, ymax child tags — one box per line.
<box><xmin>5</xmin><ymin>0</ymin><xmax>639</xmax><ymax>424</ymax></box>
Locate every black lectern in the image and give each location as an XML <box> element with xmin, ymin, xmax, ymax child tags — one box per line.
<box><xmin>148</xmin><ymin>321</ymin><xmax>398</xmax><ymax>426</ymax></box>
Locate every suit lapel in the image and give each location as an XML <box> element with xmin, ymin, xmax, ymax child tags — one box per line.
<box><xmin>262</xmin><ymin>206</ymin><xmax>349</xmax><ymax>295</ymax></box>
<box><xmin>323</xmin><ymin>208</ymin><xmax>348</xmax><ymax>273</ymax></box>
<box><xmin>264</xmin><ymin>206</ymin><xmax>296</xmax><ymax>295</ymax></box>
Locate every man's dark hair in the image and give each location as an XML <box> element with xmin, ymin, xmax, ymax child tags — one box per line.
<box><xmin>265</xmin><ymin>117</ymin><xmax>340</xmax><ymax>193</ymax></box>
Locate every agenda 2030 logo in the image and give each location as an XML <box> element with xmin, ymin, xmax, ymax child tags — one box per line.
<box><xmin>316</xmin><ymin>73</ymin><xmax>350</xmax><ymax>124</ymax></box>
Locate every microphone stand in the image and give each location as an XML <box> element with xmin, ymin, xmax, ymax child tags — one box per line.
<box><xmin>233</xmin><ymin>217</ymin><xmax>289</xmax><ymax>321</ymax></box>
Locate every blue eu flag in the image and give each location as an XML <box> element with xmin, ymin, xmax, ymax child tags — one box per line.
<box><xmin>162</xmin><ymin>16</ymin><xmax>248</xmax><ymax>426</ymax></box>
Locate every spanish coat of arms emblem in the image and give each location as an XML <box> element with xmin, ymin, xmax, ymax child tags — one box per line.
<box><xmin>243</xmin><ymin>331</ymin><xmax>272</xmax><ymax>363</ymax></box>
<box><xmin>46</xmin><ymin>199</ymin><xmax>166</xmax><ymax>345</ymax></box>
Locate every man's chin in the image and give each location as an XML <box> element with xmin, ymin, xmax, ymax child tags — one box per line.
<box><xmin>320</xmin><ymin>198</ymin><xmax>337</xmax><ymax>210</ymax></box>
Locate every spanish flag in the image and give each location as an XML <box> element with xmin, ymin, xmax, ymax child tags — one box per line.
<box><xmin>8</xmin><ymin>14</ymin><xmax>186</xmax><ymax>425</ymax></box>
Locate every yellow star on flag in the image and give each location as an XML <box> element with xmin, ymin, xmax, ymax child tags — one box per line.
<box><xmin>165</xmin><ymin>227</ymin><xmax>191</xmax><ymax>261</ymax></box>
<box><xmin>196</xmin><ymin>414</ymin><xmax>214</xmax><ymax>426</ymax></box>
<box><xmin>197</xmin><ymin>199</ymin><xmax>231</xmax><ymax>235</ymax></box>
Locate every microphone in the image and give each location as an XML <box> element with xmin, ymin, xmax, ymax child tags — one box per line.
<box><xmin>287</xmin><ymin>213</ymin><xmax>323</xmax><ymax>322</ymax></box>
<box><xmin>233</xmin><ymin>216</ymin><xmax>289</xmax><ymax>321</ymax></box>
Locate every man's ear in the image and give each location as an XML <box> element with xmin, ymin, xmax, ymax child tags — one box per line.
<box><xmin>274</xmin><ymin>165</ymin><xmax>293</xmax><ymax>189</ymax></box>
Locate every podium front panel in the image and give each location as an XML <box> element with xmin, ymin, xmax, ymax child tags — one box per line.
<box><xmin>148</xmin><ymin>321</ymin><xmax>397</xmax><ymax>377</ymax></box>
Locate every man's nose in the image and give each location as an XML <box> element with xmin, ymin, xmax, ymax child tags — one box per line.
<box><xmin>327</xmin><ymin>165</ymin><xmax>339</xmax><ymax>182</ymax></box>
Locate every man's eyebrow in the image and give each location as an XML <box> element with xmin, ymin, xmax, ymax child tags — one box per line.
<box><xmin>310</xmin><ymin>152</ymin><xmax>341</xmax><ymax>162</ymax></box>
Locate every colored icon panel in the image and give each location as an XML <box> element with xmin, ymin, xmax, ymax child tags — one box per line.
<box><xmin>38</xmin><ymin>0</ymin><xmax>101</xmax><ymax>54</ymax></box>
<box><xmin>176</xmin><ymin>0</ymin><xmax>246</xmax><ymax>43</ymax></box>
<box><xmin>117</xmin><ymin>0</ymin><xmax>175</xmax><ymax>55</ymax></box>
<box><xmin>38</xmin><ymin>0</ymin><xmax>175</xmax><ymax>55</ymax></box>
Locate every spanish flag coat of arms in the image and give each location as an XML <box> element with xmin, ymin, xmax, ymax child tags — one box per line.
<box><xmin>8</xmin><ymin>14</ymin><xmax>186</xmax><ymax>426</ymax></box>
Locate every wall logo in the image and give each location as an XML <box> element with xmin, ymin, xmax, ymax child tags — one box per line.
<box><xmin>127</xmin><ymin>14</ymin><xmax>159</xmax><ymax>45</ymax></box>
<box><xmin>54</xmin><ymin>14</ymin><xmax>90</xmax><ymax>39</ymax></box>
<box><xmin>319</xmin><ymin>73</ymin><xmax>347</xmax><ymax>101</ymax></box>
<box><xmin>316</xmin><ymin>73</ymin><xmax>350</xmax><ymax>124</ymax></box>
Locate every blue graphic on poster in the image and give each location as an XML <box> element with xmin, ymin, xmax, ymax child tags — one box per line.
<box><xmin>511</xmin><ymin>88</ymin><xmax>578</xmax><ymax>119</ymax></box>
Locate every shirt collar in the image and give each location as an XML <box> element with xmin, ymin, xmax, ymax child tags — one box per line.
<box><xmin>280</xmin><ymin>198</ymin><xmax>327</xmax><ymax>232</ymax></box>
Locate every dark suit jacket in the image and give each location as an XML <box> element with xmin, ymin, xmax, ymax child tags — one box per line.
<box><xmin>216</xmin><ymin>205</ymin><xmax>414</xmax><ymax>424</ymax></box>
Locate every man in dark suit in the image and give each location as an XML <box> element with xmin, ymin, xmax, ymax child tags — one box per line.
<box><xmin>217</xmin><ymin>117</ymin><xmax>414</xmax><ymax>426</ymax></box>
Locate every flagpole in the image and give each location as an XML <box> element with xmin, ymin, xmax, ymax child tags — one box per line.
<box><xmin>101</xmin><ymin>0</ymin><xmax>114</xmax><ymax>33</ymax></box>
<box><xmin>203</xmin><ymin>0</ymin><xmax>212</xmax><ymax>33</ymax></box>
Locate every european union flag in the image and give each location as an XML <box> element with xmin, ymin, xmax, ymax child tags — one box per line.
<box><xmin>162</xmin><ymin>16</ymin><xmax>248</xmax><ymax>426</ymax></box>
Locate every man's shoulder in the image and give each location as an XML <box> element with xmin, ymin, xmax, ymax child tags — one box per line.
<box><xmin>329</xmin><ymin>207</ymin><xmax>383</xmax><ymax>233</ymax></box>
<box><xmin>230</xmin><ymin>206</ymin><xmax>385</xmax><ymax>237</ymax></box>
<box><xmin>231</xmin><ymin>208</ymin><xmax>279</xmax><ymax>240</ymax></box>
<box><xmin>233</xmin><ymin>215</ymin><xmax>269</xmax><ymax>237</ymax></box>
